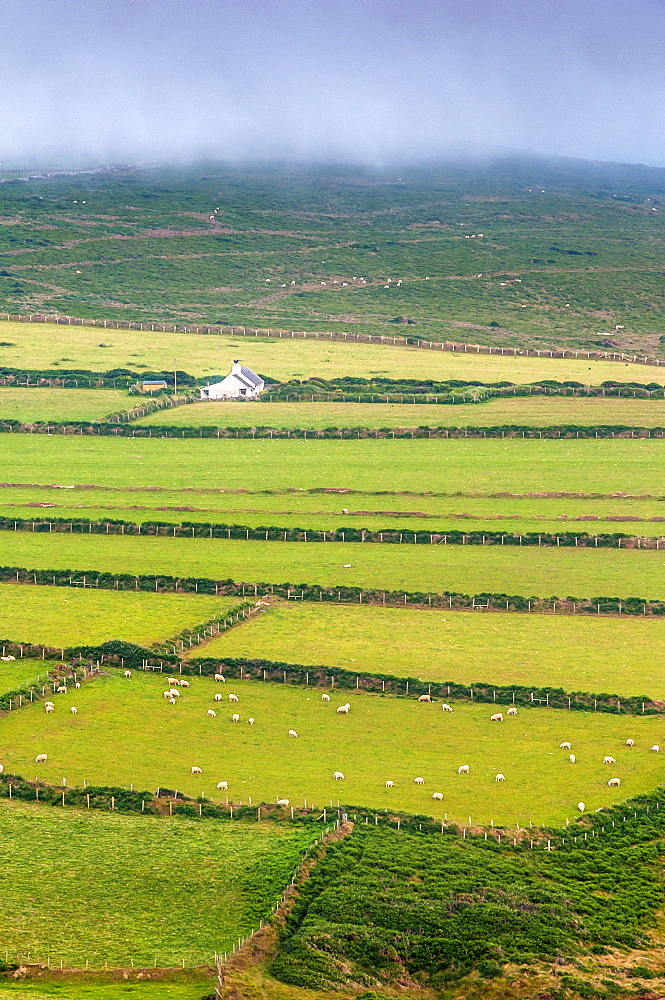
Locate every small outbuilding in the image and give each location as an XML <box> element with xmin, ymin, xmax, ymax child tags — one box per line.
<box><xmin>200</xmin><ymin>361</ymin><xmax>265</xmax><ymax>400</ymax></box>
<box><xmin>140</xmin><ymin>379</ymin><xmax>168</xmax><ymax>393</ymax></box>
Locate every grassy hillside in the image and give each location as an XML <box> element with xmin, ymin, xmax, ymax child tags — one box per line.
<box><xmin>1</xmin><ymin>532</ymin><xmax>664</xmax><ymax>600</ymax></box>
<box><xmin>0</xmin><ymin>798</ymin><xmax>312</xmax><ymax>969</ymax></box>
<box><xmin>194</xmin><ymin>601</ymin><xmax>665</xmax><ymax>698</ymax></box>
<box><xmin>0</xmin><ymin>388</ymin><xmax>127</xmax><ymax>423</ymax></box>
<box><xmin>0</xmin><ymin>670</ymin><xmax>661</xmax><ymax>825</ymax></box>
<box><xmin>2</xmin><ymin>160</ymin><xmax>665</xmax><ymax>354</ymax></box>
<box><xmin>137</xmin><ymin>395</ymin><xmax>665</xmax><ymax>429</ymax></box>
<box><xmin>0</xmin><ymin>582</ymin><xmax>231</xmax><ymax>647</ymax></box>
<box><xmin>0</xmin><ymin>661</ymin><xmax>43</xmax><ymax>697</ymax></box>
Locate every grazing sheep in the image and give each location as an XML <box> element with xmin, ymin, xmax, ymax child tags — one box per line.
<box><xmin>507</xmin><ymin>707</ymin><xmax>517</xmax><ymax>716</ymax></box>
<box><xmin>123</xmin><ymin>670</ymin><xmax>132</xmax><ymax>679</ymax></box>
<box><xmin>321</xmin><ymin>693</ymin><xmax>331</xmax><ymax>702</ymax></box>
<box><xmin>277</xmin><ymin>798</ymin><xmax>290</xmax><ymax>806</ymax></box>
<box><xmin>44</xmin><ymin>701</ymin><xmax>54</xmax><ymax>709</ymax></box>
<box><xmin>414</xmin><ymin>777</ymin><xmax>424</xmax><ymax>785</ymax></box>
<box><xmin>214</xmin><ymin>693</ymin><xmax>223</xmax><ymax>702</ymax></box>
<box><xmin>442</xmin><ymin>704</ymin><xmax>453</xmax><ymax>712</ymax></box>
<box><xmin>45</xmin><ymin>705</ymin><xmax>54</xmax><ymax>714</ymax></box>
<box><xmin>191</xmin><ymin>766</ymin><xmax>202</xmax><ymax>774</ymax></box>
<box><xmin>288</xmin><ymin>730</ymin><xmax>298</xmax><ymax>738</ymax></box>
<box><xmin>578</xmin><ymin>802</ymin><xmax>585</xmax><ymax>813</ymax></box>
<box><xmin>560</xmin><ymin>742</ymin><xmax>572</xmax><ymax>750</ymax></box>
<box><xmin>603</xmin><ymin>756</ymin><xmax>616</xmax><ymax>765</ymax></box>
<box><xmin>0</xmin><ymin>764</ymin><xmax>3</xmax><ymax>772</ymax></box>
<box><xmin>337</xmin><ymin>703</ymin><xmax>350</xmax><ymax>714</ymax></box>
<box><xmin>35</xmin><ymin>754</ymin><xmax>47</xmax><ymax>763</ymax></box>
<box><xmin>214</xmin><ymin>674</ymin><xmax>226</xmax><ymax>682</ymax></box>
<box><xmin>232</xmin><ymin>713</ymin><xmax>240</xmax><ymax>723</ymax></box>
<box><xmin>75</xmin><ymin>682</ymin><xmax>81</xmax><ymax>689</ymax></box>
<box><xmin>569</xmin><ymin>754</ymin><xmax>576</xmax><ymax>763</ymax></box>
<box><xmin>490</xmin><ymin>713</ymin><xmax>503</xmax><ymax>722</ymax></box>
<box><xmin>169</xmin><ymin>689</ymin><xmax>180</xmax><ymax>698</ymax></box>
<box><xmin>495</xmin><ymin>773</ymin><xmax>505</xmax><ymax>782</ymax></box>
<box><xmin>70</xmin><ymin>707</ymin><xmax>77</xmax><ymax>715</ymax></box>
<box><xmin>167</xmin><ymin>678</ymin><xmax>178</xmax><ymax>686</ymax></box>
<box><xmin>385</xmin><ymin>780</ymin><xmax>394</xmax><ymax>788</ymax></box>
<box><xmin>163</xmin><ymin>691</ymin><xmax>174</xmax><ymax>699</ymax></box>
<box><xmin>626</xmin><ymin>739</ymin><xmax>635</xmax><ymax>747</ymax></box>
<box><xmin>168</xmin><ymin>698</ymin><xmax>177</xmax><ymax>705</ymax></box>
<box><xmin>418</xmin><ymin>694</ymin><xmax>431</xmax><ymax>703</ymax></box>
<box><xmin>180</xmin><ymin>680</ymin><xmax>190</xmax><ymax>688</ymax></box>
<box><xmin>57</xmin><ymin>686</ymin><xmax>67</xmax><ymax>694</ymax></box>
<box><xmin>652</xmin><ymin>745</ymin><xmax>661</xmax><ymax>753</ymax></box>
<box><xmin>229</xmin><ymin>693</ymin><xmax>239</xmax><ymax>703</ymax></box>
<box><xmin>608</xmin><ymin>777</ymin><xmax>621</xmax><ymax>787</ymax></box>
<box><xmin>458</xmin><ymin>765</ymin><xmax>470</xmax><ymax>774</ymax></box>
<box><xmin>207</xmin><ymin>709</ymin><xmax>217</xmax><ymax>717</ymax></box>
<box><xmin>248</xmin><ymin>717</ymin><xmax>255</xmax><ymax>725</ymax></box>
<box><xmin>216</xmin><ymin>781</ymin><xmax>228</xmax><ymax>790</ymax></box>
<box><xmin>432</xmin><ymin>792</ymin><xmax>443</xmax><ymax>801</ymax></box>
<box><xmin>0</xmin><ymin>655</ymin><xmax>15</xmax><ymax>662</ymax></box>
<box><xmin>333</xmin><ymin>771</ymin><xmax>345</xmax><ymax>780</ymax></box>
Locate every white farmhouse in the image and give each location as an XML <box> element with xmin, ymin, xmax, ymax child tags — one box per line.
<box><xmin>199</xmin><ymin>361</ymin><xmax>265</xmax><ymax>400</ymax></box>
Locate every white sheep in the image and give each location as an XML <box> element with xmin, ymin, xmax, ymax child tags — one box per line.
<box><xmin>214</xmin><ymin>693</ymin><xmax>222</xmax><ymax>702</ymax></box>
<box><xmin>495</xmin><ymin>773</ymin><xmax>505</xmax><ymax>782</ymax></box>
<box><xmin>490</xmin><ymin>713</ymin><xmax>503</xmax><ymax>722</ymax></box>
<box><xmin>70</xmin><ymin>707</ymin><xmax>77</xmax><ymax>715</ymax></box>
<box><xmin>229</xmin><ymin>693</ymin><xmax>239</xmax><ymax>703</ymax></box>
<box><xmin>414</xmin><ymin>777</ymin><xmax>424</xmax><ymax>785</ymax></box>
<box><xmin>507</xmin><ymin>707</ymin><xmax>517</xmax><ymax>716</ymax></box>
<box><xmin>442</xmin><ymin>704</ymin><xmax>453</xmax><ymax>712</ymax></box>
<box><xmin>277</xmin><ymin>798</ymin><xmax>289</xmax><ymax>806</ymax></box>
<box><xmin>626</xmin><ymin>739</ymin><xmax>635</xmax><ymax>747</ymax></box>
<box><xmin>418</xmin><ymin>694</ymin><xmax>431</xmax><ymax>702</ymax></box>
<box><xmin>232</xmin><ymin>713</ymin><xmax>240</xmax><ymax>723</ymax></box>
<box><xmin>191</xmin><ymin>766</ymin><xmax>202</xmax><ymax>774</ymax></box>
<box><xmin>163</xmin><ymin>691</ymin><xmax>174</xmax><ymax>699</ymax></box>
<box><xmin>432</xmin><ymin>792</ymin><xmax>443</xmax><ymax>801</ymax></box>
<box><xmin>207</xmin><ymin>709</ymin><xmax>217</xmax><ymax>717</ymax></box>
<box><xmin>603</xmin><ymin>756</ymin><xmax>616</xmax><ymax>764</ymax></box>
<box><xmin>652</xmin><ymin>745</ymin><xmax>660</xmax><ymax>753</ymax></box>
<box><xmin>333</xmin><ymin>771</ymin><xmax>345</xmax><ymax>780</ymax></box>
<box><xmin>578</xmin><ymin>802</ymin><xmax>585</xmax><ymax>813</ymax></box>
<box><xmin>214</xmin><ymin>674</ymin><xmax>226</xmax><ymax>682</ymax></box>
<box><xmin>321</xmin><ymin>693</ymin><xmax>330</xmax><ymax>702</ymax></box>
<box><xmin>248</xmin><ymin>717</ymin><xmax>255</xmax><ymax>725</ymax></box>
<box><xmin>337</xmin><ymin>704</ymin><xmax>350</xmax><ymax>714</ymax></box>
<box><xmin>288</xmin><ymin>729</ymin><xmax>298</xmax><ymax>738</ymax></box>
<box><xmin>458</xmin><ymin>765</ymin><xmax>470</xmax><ymax>774</ymax></box>
<box><xmin>385</xmin><ymin>780</ymin><xmax>394</xmax><ymax>788</ymax></box>
<box><xmin>180</xmin><ymin>680</ymin><xmax>190</xmax><ymax>688</ymax></box>
<box><xmin>75</xmin><ymin>682</ymin><xmax>81</xmax><ymax>689</ymax></box>
<box><xmin>45</xmin><ymin>705</ymin><xmax>54</xmax><ymax>714</ymax></box>
<box><xmin>560</xmin><ymin>742</ymin><xmax>572</xmax><ymax>750</ymax></box>
<box><xmin>167</xmin><ymin>678</ymin><xmax>178</xmax><ymax>686</ymax></box>
<box><xmin>608</xmin><ymin>777</ymin><xmax>621</xmax><ymax>787</ymax></box>
<box><xmin>56</xmin><ymin>686</ymin><xmax>67</xmax><ymax>694</ymax></box>
<box><xmin>216</xmin><ymin>781</ymin><xmax>228</xmax><ymax>790</ymax></box>
<box><xmin>123</xmin><ymin>670</ymin><xmax>131</xmax><ymax>679</ymax></box>
<box><xmin>169</xmin><ymin>689</ymin><xmax>180</xmax><ymax>698</ymax></box>
<box><xmin>569</xmin><ymin>754</ymin><xmax>576</xmax><ymax>763</ymax></box>
<box><xmin>44</xmin><ymin>701</ymin><xmax>54</xmax><ymax>708</ymax></box>
<box><xmin>0</xmin><ymin>764</ymin><xmax>3</xmax><ymax>772</ymax></box>
<box><xmin>35</xmin><ymin>754</ymin><xmax>47</xmax><ymax>763</ymax></box>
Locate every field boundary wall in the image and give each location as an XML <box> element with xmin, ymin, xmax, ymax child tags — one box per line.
<box><xmin>2</xmin><ymin>514</ymin><xmax>665</xmax><ymax>547</ymax></box>
<box><xmin>1</xmin><ymin>311</ymin><xmax>663</xmax><ymax>368</ymax></box>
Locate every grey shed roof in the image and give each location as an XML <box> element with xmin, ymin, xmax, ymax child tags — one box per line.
<box><xmin>238</xmin><ymin>366</ymin><xmax>263</xmax><ymax>387</ymax></box>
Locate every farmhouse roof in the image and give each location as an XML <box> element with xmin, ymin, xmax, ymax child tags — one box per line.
<box><xmin>237</xmin><ymin>366</ymin><xmax>262</xmax><ymax>387</ymax></box>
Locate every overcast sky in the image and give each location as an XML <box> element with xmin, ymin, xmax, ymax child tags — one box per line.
<box><xmin>1</xmin><ymin>0</ymin><xmax>662</xmax><ymax>168</ymax></box>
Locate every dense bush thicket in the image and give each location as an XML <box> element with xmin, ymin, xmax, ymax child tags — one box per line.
<box><xmin>272</xmin><ymin>794</ymin><xmax>665</xmax><ymax>987</ymax></box>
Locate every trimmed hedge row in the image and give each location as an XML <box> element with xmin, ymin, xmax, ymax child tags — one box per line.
<box><xmin>1</xmin><ymin>419</ymin><xmax>664</xmax><ymax>439</ymax></box>
<box><xmin>1</xmin><ymin>514</ymin><xmax>657</xmax><ymax>547</ymax></box>
<box><xmin>1</xmin><ymin>566</ymin><xmax>663</xmax><ymax>618</ymax></box>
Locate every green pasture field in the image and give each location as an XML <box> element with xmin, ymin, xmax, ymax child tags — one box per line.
<box><xmin>0</xmin><ymin>582</ymin><xmax>232</xmax><ymax>647</ymax></box>
<box><xmin>1</xmin><ymin>532</ymin><xmax>664</xmax><ymax>601</ymax></box>
<box><xmin>0</xmin><ymin>388</ymin><xmax>127</xmax><ymax>423</ymax></box>
<box><xmin>0</xmin><ymin>320</ymin><xmax>659</xmax><ymax>386</ymax></box>
<box><xmin>0</xmin><ymin>661</ymin><xmax>42</xmax><ymax>697</ymax></box>
<box><xmin>199</xmin><ymin>601</ymin><xmax>665</xmax><ymax>699</ymax></box>
<box><xmin>0</xmin><ymin>670</ymin><xmax>662</xmax><ymax>825</ymax></box>
<box><xmin>0</xmin><ymin>798</ymin><xmax>312</xmax><ymax>969</ymax></box>
<box><xmin>0</xmin><ymin>484</ymin><xmax>663</xmax><ymax>537</ymax></box>
<box><xmin>0</xmin><ymin>979</ymin><xmax>213</xmax><ymax>1000</ymax></box>
<box><xmin>137</xmin><ymin>395</ymin><xmax>665</xmax><ymax>429</ymax></box>
<box><xmin>4</xmin><ymin>161</ymin><xmax>665</xmax><ymax>353</ymax></box>
<box><xmin>0</xmin><ymin>436</ymin><xmax>664</xmax><ymax>496</ymax></box>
